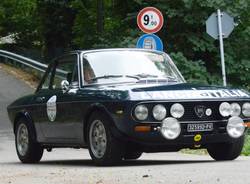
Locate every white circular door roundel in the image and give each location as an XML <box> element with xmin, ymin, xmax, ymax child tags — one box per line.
<box><xmin>46</xmin><ymin>95</ymin><xmax>57</xmax><ymax>122</ymax></box>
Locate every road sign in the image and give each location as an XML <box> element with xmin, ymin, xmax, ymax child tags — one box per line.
<box><xmin>206</xmin><ymin>10</ymin><xmax>235</xmax><ymax>87</ymax></box>
<box><xmin>136</xmin><ymin>34</ymin><xmax>163</xmax><ymax>51</ymax></box>
<box><xmin>206</xmin><ymin>12</ymin><xmax>235</xmax><ymax>39</ymax></box>
<box><xmin>137</xmin><ymin>7</ymin><xmax>164</xmax><ymax>34</ymax></box>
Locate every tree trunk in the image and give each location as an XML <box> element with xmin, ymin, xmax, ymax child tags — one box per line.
<box><xmin>97</xmin><ymin>0</ymin><xmax>104</xmax><ymax>33</ymax></box>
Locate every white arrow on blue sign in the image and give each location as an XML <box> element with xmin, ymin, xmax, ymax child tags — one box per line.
<box><xmin>136</xmin><ymin>34</ymin><xmax>163</xmax><ymax>51</ymax></box>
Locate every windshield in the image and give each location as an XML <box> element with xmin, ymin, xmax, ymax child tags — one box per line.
<box><xmin>81</xmin><ymin>50</ymin><xmax>185</xmax><ymax>85</ymax></box>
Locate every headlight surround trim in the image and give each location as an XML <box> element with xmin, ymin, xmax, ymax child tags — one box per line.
<box><xmin>219</xmin><ymin>102</ymin><xmax>232</xmax><ymax>117</ymax></box>
<box><xmin>170</xmin><ymin>103</ymin><xmax>185</xmax><ymax>118</ymax></box>
<box><xmin>226</xmin><ymin>116</ymin><xmax>245</xmax><ymax>138</ymax></box>
<box><xmin>134</xmin><ymin>105</ymin><xmax>148</xmax><ymax>120</ymax></box>
<box><xmin>152</xmin><ymin>104</ymin><xmax>167</xmax><ymax>121</ymax></box>
<box><xmin>230</xmin><ymin>103</ymin><xmax>241</xmax><ymax>116</ymax></box>
<box><xmin>160</xmin><ymin>117</ymin><xmax>181</xmax><ymax>140</ymax></box>
<box><xmin>242</xmin><ymin>102</ymin><xmax>250</xmax><ymax>117</ymax></box>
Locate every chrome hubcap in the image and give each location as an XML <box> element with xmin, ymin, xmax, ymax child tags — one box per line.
<box><xmin>89</xmin><ymin>120</ymin><xmax>107</xmax><ymax>158</ymax></box>
<box><xmin>16</xmin><ymin>123</ymin><xmax>29</xmax><ymax>156</ymax></box>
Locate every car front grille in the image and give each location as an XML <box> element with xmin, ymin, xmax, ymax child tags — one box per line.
<box><xmin>141</xmin><ymin>100</ymin><xmax>245</xmax><ymax>122</ymax></box>
<box><xmin>180</xmin><ymin>101</ymin><xmax>221</xmax><ymax>121</ymax></box>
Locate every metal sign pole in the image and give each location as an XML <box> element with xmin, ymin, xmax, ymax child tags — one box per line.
<box><xmin>217</xmin><ymin>9</ymin><xmax>227</xmax><ymax>86</ymax></box>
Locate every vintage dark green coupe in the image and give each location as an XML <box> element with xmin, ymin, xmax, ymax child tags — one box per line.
<box><xmin>7</xmin><ymin>49</ymin><xmax>250</xmax><ymax>165</ymax></box>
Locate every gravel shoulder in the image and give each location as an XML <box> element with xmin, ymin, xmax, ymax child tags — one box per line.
<box><xmin>0</xmin><ymin>135</ymin><xmax>249</xmax><ymax>184</ymax></box>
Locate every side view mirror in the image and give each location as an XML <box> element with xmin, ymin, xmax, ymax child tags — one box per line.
<box><xmin>61</xmin><ymin>80</ymin><xmax>69</xmax><ymax>92</ymax></box>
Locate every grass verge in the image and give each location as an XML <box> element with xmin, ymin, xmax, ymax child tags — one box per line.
<box><xmin>242</xmin><ymin>135</ymin><xmax>250</xmax><ymax>156</ymax></box>
<box><xmin>0</xmin><ymin>63</ymin><xmax>40</xmax><ymax>89</ymax></box>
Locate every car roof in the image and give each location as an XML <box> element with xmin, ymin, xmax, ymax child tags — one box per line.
<box><xmin>52</xmin><ymin>48</ymin><xmax>166</xmax><ymax>64</ymax></box>
<box><xmin>72</xmin><ymin>48</ymin><xmax>165</xmax><ymax>55</ymax></box>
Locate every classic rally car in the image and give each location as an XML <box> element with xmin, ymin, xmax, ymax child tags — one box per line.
<box><xmin>7</xmin><ymin>48</ymin><xmax>250</xmax><ymax>165</ymax></box>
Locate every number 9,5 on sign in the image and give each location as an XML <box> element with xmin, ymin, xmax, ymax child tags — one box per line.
<box><xmin>137</xmin><ymin>7</ymin><xmax>164</xmax><ymax>34</ymax></box>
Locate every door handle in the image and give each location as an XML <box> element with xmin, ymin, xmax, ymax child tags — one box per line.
<box><xmin>35</xmin><ymin>96</ymin><xmax>46</xmax><ymax>103</ymax></box>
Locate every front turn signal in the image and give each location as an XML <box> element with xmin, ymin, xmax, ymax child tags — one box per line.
<box><xmin>244</xmin><ymin>122</ymin><xmax>250</xmax><ymax>127</ymax></box>
<box><xmin>134</xmin><ymin>126</ymin><xmax>151</xmax><ymax>132</ymax></box>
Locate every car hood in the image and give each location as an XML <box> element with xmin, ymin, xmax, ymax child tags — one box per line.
<box><xmin>95</xmin><ymin>82</ymin><xmax>250</xmax><ymax>101</ymax></box>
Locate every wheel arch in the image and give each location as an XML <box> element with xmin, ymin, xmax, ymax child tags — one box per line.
<box><xmin>83</xmin><ymin>103</ymin><xmax>116</xmax><ymax>144</ymax></box>
<box><xmin>14</xmin><ymin>111</ymin><xmax>37</xmax><ymax>141</ymax></box>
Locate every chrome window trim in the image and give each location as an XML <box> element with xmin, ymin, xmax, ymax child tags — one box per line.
<box><xmin>76</xmin><ymin>52</ymin><xmax>81</xmax><ymax>89</ymax></box>
<box><xmin>54</xmin><ymin>53</ymin><xmax>80</xmax><ymax>90</ymax></box>
<box><xmin>80</xmin><ymin>52</ymin><xmax>85</xmax><ymax>87</ymax></box>
<box><xmin>36</xmin><ymin>52</ymin><xmax>81</xmax><ymax>92</ymax></box>
<box><xmin>79</xmin><ymin>49</ymin><xmax>185</xmax><ymax>88</ymax></box>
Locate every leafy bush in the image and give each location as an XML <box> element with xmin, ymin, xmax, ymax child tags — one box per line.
<box><xmin>242</xmin><ymin>134</ymin><xmax>250</xmax><ymax>156</ymax></box>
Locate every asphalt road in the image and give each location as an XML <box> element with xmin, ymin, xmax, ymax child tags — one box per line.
<box><xmin>0</xmin><ymin>66</ymin><xmax>250</xmax><ymax>184</ymax></box>
<box><xmin>0</xmin><ymin>65</ymin><xmax>33</xmax><ymax>131</ymax></box>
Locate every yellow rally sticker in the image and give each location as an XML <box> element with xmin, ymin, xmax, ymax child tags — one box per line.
<box><xmin>194</xmin><ymin>134</ymin><xmax>202</xmax><ymax>142</ymax></box>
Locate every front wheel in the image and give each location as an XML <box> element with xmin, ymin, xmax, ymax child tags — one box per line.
<box><xmin>87</xmin><ymin>111</ymin><xmax>124</xmax><ymax>166</ymax></box>
<box><xmin>207</xmin><ymin>135</ymin><xmax>245</xmax><ymax>161</ymax></box>
<box><xmin>15</xmin><ymin>118</ymin><xmax>43</xmax><ymax>163</ymax></box>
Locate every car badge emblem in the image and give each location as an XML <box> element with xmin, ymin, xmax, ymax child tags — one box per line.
<box><xmin>194</xmin><ymin>105</ymin><xmax>206</xmax><ymax>118</ymax></box>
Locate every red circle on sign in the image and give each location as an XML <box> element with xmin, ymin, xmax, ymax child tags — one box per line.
<box><xmin>137</xmin><ymin>7</ymin><xmax>164</xmax><ymax>34</ymax></box>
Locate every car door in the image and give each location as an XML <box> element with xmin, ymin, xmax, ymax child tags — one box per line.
<box><xmin>30</xmin><ymin>62</ymin><xmax>57</xmax><ymax>142</ymax></box>
<box><xmin>34</xmin><ymin>54</ymin><xmax>82</xmax><ymax>143</ymax></box>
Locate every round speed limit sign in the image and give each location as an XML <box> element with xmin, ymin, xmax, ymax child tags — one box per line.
<box><xmin>137</xmin><ymin>7</ymin><xmax>164</xmax><ymax>34</ymax></box>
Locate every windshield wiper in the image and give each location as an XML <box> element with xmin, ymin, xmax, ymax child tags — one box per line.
<box><xmin>90</xmin><ymin>75</ymin><xmax>140</xmax><ymax>81</ymax></box>
<box><xmin>89</xmin><ymin>74</ymin><xmax>177</xmax><ymax>83</ymax></box>
<box><xmin>135</xmin><ymin>73</ymin><xmax>158</xmax><ymax>78</ymax></box>
<box><xmin>133</xmin><ymin>74</ymin><xmax>178</xmax><ymax>82</ymax></box>
<box><xmin>165</xmin><ymin>76</ymin><xmax>178</xmax><ymax>81</ymax></box>
<box><xmin>134</xmin><ymin>73</ymin><xmax>177</xmax><ymax>80</ymax></box>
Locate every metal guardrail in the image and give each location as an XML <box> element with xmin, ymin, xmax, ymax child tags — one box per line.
<box><xmin>0</xmin><ymin>49</ymin><xmax>48</xmax><ymax>73</ymax></box>
<box><xmin>0</xmin><ymin>49</ymin><xmax>70</xmax><ymax>79</ymax></box>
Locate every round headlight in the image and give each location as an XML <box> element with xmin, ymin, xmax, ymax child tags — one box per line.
<box><xmin>153</xmin><ymin>104</ymin><xmax>167</xmax><ymax>121</ymax></box>
<box><xmin>231</xmin><ymin>103</ymin><xmax>241</xmax><ymax>116</ymax></box>
<box><xmin>134</xmin><ymin>105</ymin><xmax>148</xmax><ymax>120</ymax></box>
<box><xmin>242</xmin><ymin>103</ymin><xmax>250</xmax><ymax>117</ymax></box>
<box><xmin>219</xmin><ymin>102</ymin><xmax>231</xmax><ymax>117</ymax></box>
<box><xmin>170</xmin><ymin>103</ymin><xmax>184</xmax><ymax>118</ymax></box>
<box><xmin>226</xmin><ymin>116</ymin><xmax>245</xmax><ymax>138</ymax></box>
<box><xmin>160</xmin><ymin>117</ymin><xmax>181</xmax><ymax>140</ymax></box>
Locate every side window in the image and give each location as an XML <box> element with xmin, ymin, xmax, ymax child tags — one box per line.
<box><xmin>41</xmin><ymin>66</ymin><xmax>53</xmax><ymax>90</ymax></box>
<box><xmin>83</xmin><ymin>59</ymin><xmax>95</xmax><ymax>84</ymax></box>
<box><xmin>53</xmin><ymin>54</ymin><xmax>78</xmax><ymax>89</ymax></box>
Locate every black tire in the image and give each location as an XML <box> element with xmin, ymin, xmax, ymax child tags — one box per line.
<box><xmin>87</xmin><ymin>111</ymin><xmax>124</xmax><ymax>166</ymax></box>
<box><xmin>207</xmin><ymin>135</ymin><xmax>245</xmax><ymax>161</ymax></box>
<box><xmin>15</xmin><ymin>117</ymin><xmax>43</xmax><ymax>163</ymax></box>
<box><xmin>123</xmin><ymin>150</ymin><xmax>142</xmax><ymax>160</ymax></box>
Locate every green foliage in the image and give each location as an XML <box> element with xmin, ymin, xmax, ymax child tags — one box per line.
<box><xmin>170</xmin><ymin>52</ymin><xmax>218</xmax><ymax>85</ymax></box>
<box><xmin>0</xmin><ymin>0</ymin><xmax>250</xmax><ymax>89</ymax></box>
<box><xmin>242</xmin><ymin>135</ymin><xmax>250</xmax><ymax>156</ymax></box>
<box><xmin>0</xmin><ymin>0</ymin><xmax>38</xmax><ymax>47</ymax></box>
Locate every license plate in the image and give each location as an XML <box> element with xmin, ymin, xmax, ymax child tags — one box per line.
<box><xmin>187</xmin><ymin>123</ymin><xmax>213</xmax><ymax>132</ymax></box>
